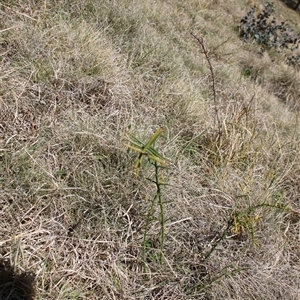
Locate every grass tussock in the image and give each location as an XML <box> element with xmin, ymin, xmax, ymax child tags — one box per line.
<box><xmin>1</xmin><ymin>0</ymin><xmax>300</xmax><ymax>299</ymax></box>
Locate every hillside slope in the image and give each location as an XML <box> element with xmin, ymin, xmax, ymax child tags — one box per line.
<box><xmin>1</xmin><ymin>0</ymin><xmax>299</xmax><ymax>299</ymax></box>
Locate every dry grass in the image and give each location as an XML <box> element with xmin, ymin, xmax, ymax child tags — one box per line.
<box><xmin>1</xmin><ymin>0</ymin><xmax>300</xmax><ymax>299</ymax></box>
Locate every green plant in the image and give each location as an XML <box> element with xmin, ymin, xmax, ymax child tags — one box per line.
<box><xmin>203</xmin><ymin>201</ymin><xmax>287</xmax><ymax>261</ymax></box>
<box><xmin>125</xmin><ymin>128</ymin><xmax>169</xmax><ymax>264</ymax></box>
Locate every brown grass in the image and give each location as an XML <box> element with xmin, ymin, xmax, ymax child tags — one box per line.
<box><xmin>1</xmin><ymin>0</ymin><xmax>300</xmax><ymax>299</ymax></box>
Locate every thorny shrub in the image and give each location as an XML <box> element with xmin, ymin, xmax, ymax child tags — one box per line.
<box><xmin>239</xmin><ymin>2</ymin><xmax>300</xmax><ymax>69</ymax></box>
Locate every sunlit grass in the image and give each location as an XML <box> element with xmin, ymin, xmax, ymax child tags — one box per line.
<box><xmin>0</xmin><ymin>0</ymin><xmax>299</xmax><ymax>299</ymax></box>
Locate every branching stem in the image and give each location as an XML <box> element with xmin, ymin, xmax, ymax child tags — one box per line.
<box><xmin>191</xmin><ymin>32</ymin><xmax>222</xmax><ymax>142</ymax></box>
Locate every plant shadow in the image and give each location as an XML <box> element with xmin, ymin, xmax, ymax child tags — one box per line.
<box><xmin>0</xmin><ymin>260</ymin><xmax>35</xmax><ymax>300</ymax></box>
<box><xmin>279</xmin><ymin>0</ymin><xmax>300</xmax><ymax>10</ymax></box>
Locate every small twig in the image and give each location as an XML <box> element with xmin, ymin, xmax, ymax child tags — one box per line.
<box><xmin>1</xmin><ymin>3</ymin><xmax>38</xmax><ymax>21</ymax></box>
<box><xmin>0</xmin><ymin>26</ymin><xmax>18</xmax><ymax>34</ymax></box>
<box><xmin>191</xmin><ymin>32</ymin><xmax>222</xmax><ymax>141</ymax></box>
<box><xmin>204</xmin><ymin>218</ymin><xmax>233</xmax><ymax>260</ymax></box>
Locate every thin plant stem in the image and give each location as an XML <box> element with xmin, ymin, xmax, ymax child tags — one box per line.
<box><xmin>191</xmin><ymin>32</ymin><xmax>222</xmax><ymax>142</ymax></box>
<box><xmin>204</xmin><ymin>218</ymin><xmax>233</xmax><ymax>260</ymax></box>
<box><xmin>142</xmin><ymin>192</ymin><xmax>158</xmax><ymax>267</ymax></box>
<box><xmin>154</xmin><ymin>161</ymin><xmax>165</xmax><ymax>264</ymax></box>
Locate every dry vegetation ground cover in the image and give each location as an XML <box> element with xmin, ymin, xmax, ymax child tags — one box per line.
<box><xmin>0</xmin><ymin>0</ymin><xmax>300</xmax><ymax>299</ymax></box>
